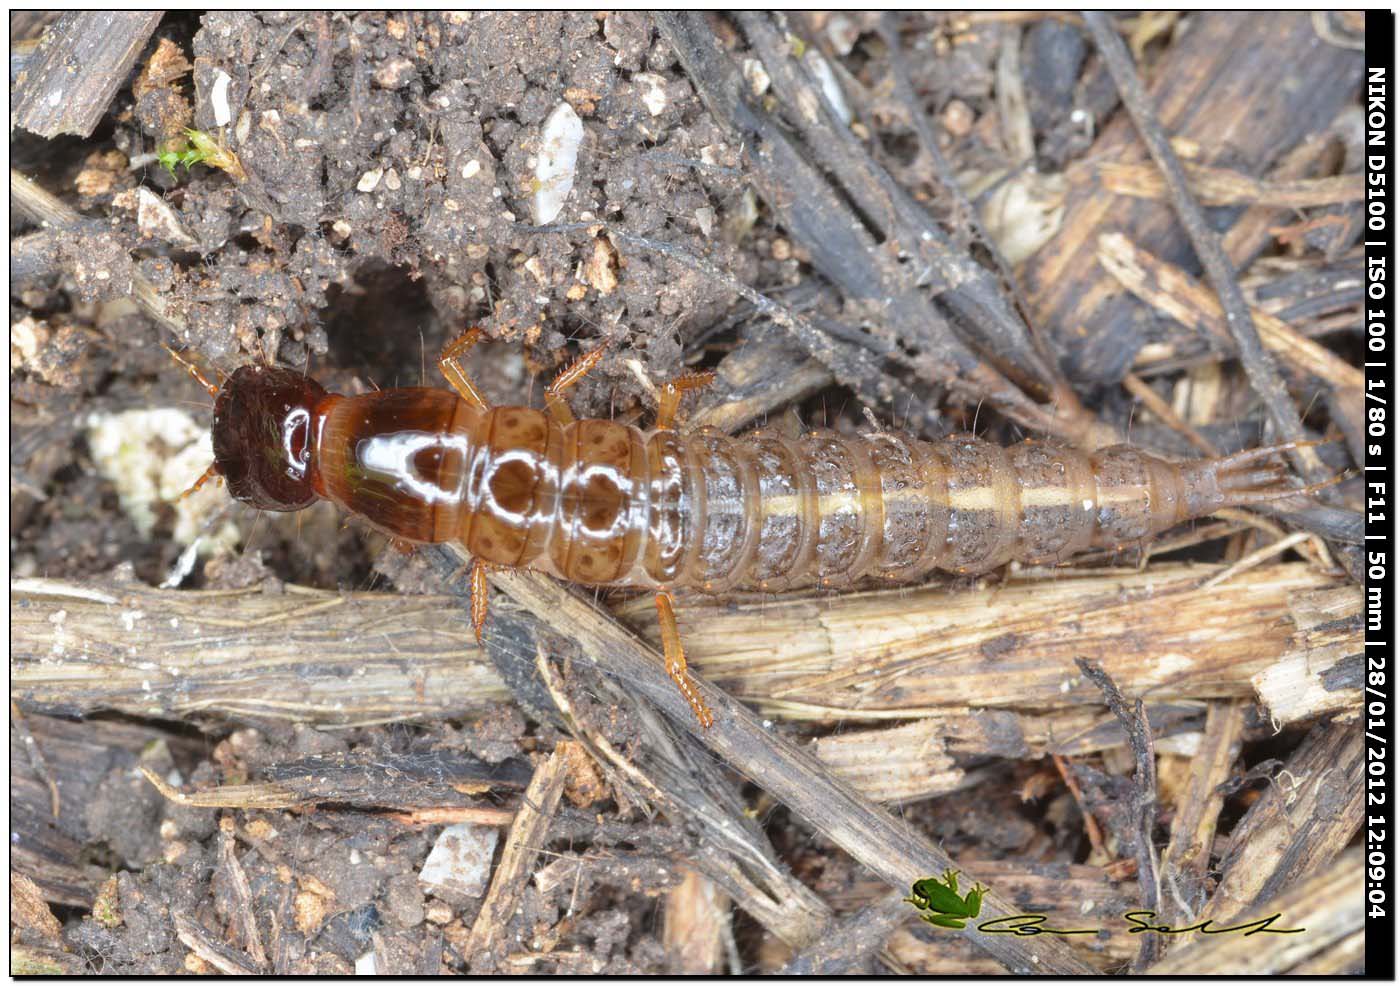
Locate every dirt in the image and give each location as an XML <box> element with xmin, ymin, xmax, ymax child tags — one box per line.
<box><xmin>10</xmin><ymin>10</ymin><xmax>1364</xmax><ymax>977</ymax></box>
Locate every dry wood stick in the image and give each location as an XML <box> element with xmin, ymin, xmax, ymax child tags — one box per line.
<box><xmin>11</xmin><ymin>577</ymin><xmax>507</xmax><ymax>725</ymax></box>
<box><xmin>1075</xmin><ymin>658</ymin><xmax>1162</xmax><ymax>971</ymax></box>
<box><xmin>1097</xmin><ymin>232</ymin><xmax>1363</xmax><ymax>434</ymax></box>
<box><xmin>216</xmin><ymin>819</ymin><xmax>268</xmax><ymax>967</ymax></box>
<box><xmin>464</xmin><ymin>744</ymin><xmax>570</xmax><ymax>965</ymax></box>
<box><xmin>1251</xmin><ymin>586</ymin><xmax>1362</xmax><ymax>726</ymax></box>
<box><xmin>11</xmin><ymin>12</ymin><xmax>162</xmax><ymax>138</ymax></box>
<box><xmin>781</xmin><ymin>890</ymin><xmax>911</xmax><ymax>975</ymax></box>
<box><xmin>1098</xmin><ymin>161</ymin><xmax>1363</xmax><ymax>209</ymax></box>
<box><xmin>174</xmin><ymin>913</ymin><xmax>263</xmax><ymax>976</ymax></box>
<box><xmin>1158</xmin><ymin>699</ymin><xmax>1245</xmax><ymax>925</ymax></box>
<box><xmin>1148</xmin><ymin>847</ymin><xmax>1363</xmax><ymax>974</ymax></box>
<box><xmin>10</xmin><ymin>168</ymin><xmax>181</xmax><ymax>337</ymax></box>
<box><xmin>1202</xmin><ymin>720</ymin><xmax>1363</xmax><ymax>922</ymax></box>
<box><xmin>434</xmin><ymin>547</ymin><xmax>1099</xmax><ymax>975</ymax></box>
<box><xmin>1083</xmin><ymin>12</ymin><xmax>1316</xmax><ymax>481</ymax></box>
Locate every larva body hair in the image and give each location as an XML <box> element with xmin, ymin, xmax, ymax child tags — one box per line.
<box><xmin>280</xmin><ymin>385</ymin><xmax>1308</xmax><ymax>592</ymax></box>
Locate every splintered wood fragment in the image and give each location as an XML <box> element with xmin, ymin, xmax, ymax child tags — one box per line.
<box><xmin>383</xmin><ymin>806</ymin><xmax>517</xmax><ymax>827</ymax></box>
<box><xmin>11</xmin><ymin>578</ymin><xmax>507</xmax><ymax>725</ymax></box>
<box><xmin>615</xmin><ymin>563</ymin><xmax>1343</xmax><ymax>719</ymax></box>
<box><xmin>11</xmin><ymin>12</ymin><xmax>163</xmax><ymax>138</ymax></box>
<box><xmin>1251</xmin><ymin>586</ymin><xmax>1362</xmax><ymax>726</ymax></box>
<box><xmin>1097</xmin><ymin>232</ymin><xmax>1363</xmax><ymax>445</ymax></box>
<box><xmin>1148</xmin><ymin>847</ymin><xmax>1363</xmax><ymax>974</ymax></box>
<box><xmin>464</xmin><ymin>744</ymin><xmax>570</xmax><ymax>963</ymax></box>
<box><xmin>810</xmin><ymin>719</ymin><xmax>963</xmax><ymax>803</ymax></box>
<box><xmin>781</xmin><ymin>891</ymin><xmax>910</xmax><ymax>975</ymax></box>
<box><xmin>663</xmin><ymin>869</ymin><xmax>729</xmax><ymax>974</ymax></box>
<box><xmin>1158</xmin><ymin>699</ymin><xmax>1245</xmax><ymax>925</ymax></box>
<box><xmin>1202</xmin><ymin>720</ymin><xmax>1362</xmax><ymax>923</ymax></box>
<box><xmin>216</xmin><ymin>823</ymin><xmax>268</xmax><ymax>966</ymax></box>
<box><xmin>690</xmin><ymin>324</ymin><xmax>831</xmax><ymax>434</ymax></box>
<box><xmin>1098</xmin><ymin>161</ymin><xmax>1362</xmax><ymax>208</ymax></box>
<box><xmin>473</xmin><ymin>563</ymin><xmax>1099</xmax><ymax>975</ymax></box>
<box><xmin>173</xmin><ymin>913</ymin><xmax>263</xmax><ymax>976</ymax></box>
<box><xmin>140</xmin><ymin>751</ymin><xmax>528</xmax><ymax>813</ymax></box>
<box><xmin>1023</xmin><ymin>11</ymin><xmax>1361</xmax><ymax>386</ymax></box>
<box><xmin>10</xmin><ymin>873</ymin><xmax>63</xmax><ymax>940</ymax></box>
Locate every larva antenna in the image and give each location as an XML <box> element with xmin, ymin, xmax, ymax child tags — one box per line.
<box><xmin>163</xmin><ymin>344</ymin><xmax>221</xmax><ymax>398</ymax></box>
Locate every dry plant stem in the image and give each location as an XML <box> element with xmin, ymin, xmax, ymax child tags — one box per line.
<box><xmin>521</xmin><ymin>221</ymin><xmax>945</xmax><ymax>439</ymax></box>
<box><xmin>435</xmin><ymin>546</ymin><xmax>1099</xmax><ymax>975</ymax></box>
<box><xmin>875</xmin><ymin>14</ymin><xmax>1030</xmax><ymax>332</ymax></box>
<box><xmin>1097</xmin><ymin>232</ymin><xmax>1363</xmax><ymax>450</ymax></box>
<box><xmin>1158</xmin><ymin>699</ymin><xmax>1245</xmax><ymax>926</ymax></box>
<box><xmin>217</xmin><ymin>822</ymin><xmax>269</xmax><ymax>966</ymax></box>
<box><xmin>656</xmin><ymin>12</ymin><xmax>1111</xmax><ymax>449</ymax></box>
<box><xmin>11</xmin><ymin>11</ymin><xmax>163</xmax><ymax>138</ymax></box>
<box><xmin>1201</xmin><ymin>720</ymin><xmax>1363</xmax><ymax>923</ymax></box>
<box><xmin>174</xmin><ymin>912</ymin><xmax>263</xmax><ymax>975</ymax></box>
<box><xmin>781</xmin><ymin>890</ymin><xmax>912</xmax><ymax>975</ymax></box>
<box><xmin>11</xmin><ymin>577</ymin><xmax>507</xmax><ymax>725</ymax></box>
<box><xmin>1051</xmin><ymin>753</ymin><xmax>1108</xmax><ymax>864</ymax></box>
<box><xmin>741</xmin><ymin>12</ymin><xmax>1062</xmax><ymax>395</ymax></box>
<box><xmin>1148</xmin><ymin>847</ymin><xmax>1363</xmax><ymax>974</ymax></box>
<box><xmin>1251</xmin><ymin>586</ymin><xmax>1362</xmax><ymax>726</ymax></box>
<box><xmin>1083</xmin><ymin>12</ymin><xmax>1315</xmax><ymax>481</ymax></box>
<box><xmin>532</xmin><ymin>641</ymin><xmax>836</xmax><ymax>949</ymax></box>
<box><xmin>1098</xmin><ymin>161</ymin><xmax>1363</xmax><ymax>209</ymax></box>
<box><xmin>1121</xmin><ymin>374</ymin><xmax>1219</xmax><ymax>455</ymax></box>
<box><xmin>16</xmin><ymin>563</ymin><xmax>1352</xmax><ymax>731</ymax></box>
<box><xmin>1074</xmin><ymin>658</ymin><xmax>1162</xmax><ymax>972</ymax></box>
<box><xmin>10</xmin><ymin>700</ymin><xmax>60</xmax><ymax>819</ymax></box>
<box><xmin>464</xmin><ymin>745</ymin><xmax>570</xmax><ymax>962</ymax></box>
<box><xmin>9</xmin><ymin>168</ymin><xmax>181</xmax><ymax>336</ymax></box>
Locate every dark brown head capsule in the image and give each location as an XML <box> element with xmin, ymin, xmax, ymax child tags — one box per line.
<box><xmin>211</xmin><ymin>364</ymin><xmax>327</xmax><ymax>511</ymax></box>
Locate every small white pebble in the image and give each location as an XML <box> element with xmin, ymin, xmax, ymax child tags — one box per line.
<box><xmin>357</xmin><ymin>168</ymin><xmax>384</xmax><ymax>193</ymax></box>
<box><xmin>210</xmin><ymin>70</ymin><xmax>233</xmax><ymax>126</ymax></box>
<box><xmin>461</xmin><ymin>159</ymin><xmax>481</xmax><ymax>179</ymax></box>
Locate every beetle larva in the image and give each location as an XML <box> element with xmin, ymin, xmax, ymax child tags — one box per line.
<box><xmin>170</xmin><ymin>330</ymin><xmax>1336</xmax><ymax>729</ymax></box>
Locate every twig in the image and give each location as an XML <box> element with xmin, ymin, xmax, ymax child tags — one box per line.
<box><xmin>173</xmin><ymin>913</ymin><xmax>263</xmax><ymax>976</ymax></box>
<box><xmin>1121</xmin><ymin>374</ymin><xmax>1219</xmax><ymax>456</ymax></box>
<box><xmin>1098</xmin><ymin>161</ymin><xmax>1363</xmax><ymax>209</ymax></box>
<box><xmin>11</xmin><ymin>700</ymin><xmax>61</xmax><ymax>819</ymax></box>
<box><xmin>216</xmin><ymin>819</ymin><xmax>268</xmax><ymax>966</ymax></box>
<box><xmin>464</xmin><ymin>744</ymin><xmax>570</xmax><ymax>965</ymax></box>
<box><xmin>10</xmin><ymin>168</ymin><xmax>182</xmax><ymax>337</ymax></box>
<box><xmin>1196</xmin><ymin>531</ymin><xmax>1315</xmax><ymax>591</ymax></box>
<box><xmin>1083</xmin><ymin>12</ymin><xmax>1315</xmax><ymax>481</ymax></box>
<box><xmin>430</xmin><ymin>545</ymin><xmax>1099</xmax><ymax>975</ymax></box>
<box><xmin>781</xmin><ymin>890</ymin><xmax>912</xmax><ymax>975</ymax></box>
<box><xmin>1050</xmin><ymin>753</ymin><xmax>1108</xmax><ymax>864</ymax></box>
<box><xmin>1073</xmin><ymin>657</ymin><xmax>1161</xmax><ymax>972</ymax></box>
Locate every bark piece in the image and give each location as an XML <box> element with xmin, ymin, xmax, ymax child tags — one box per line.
<box><xmin>12</xmin><ymin>12</ymin><xmax>163</xmax><ymax>138</ymax></box>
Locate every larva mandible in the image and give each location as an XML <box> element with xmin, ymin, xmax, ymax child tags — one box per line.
<box><xmin>170</xmin><ymin>330</ymin><xmax>1336</xmax><ymax>729</ymax></box>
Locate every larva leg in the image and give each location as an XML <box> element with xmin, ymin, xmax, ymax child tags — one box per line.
<box><xmin>655</xmin><ymin>371</ymin><xmax>715</xmax><ymax>431</ymax></box>
<box><xmin>178</xmin><ymin>462</ymin><xmax>222</xmax><ymax>500</ymax></box>
<box><xmin>469</xmin><ymin>557</ymin><xmax>490</xmax><ymax>642</ymax></box>
<box><xmin>438</xmin><ymin>327</ymin><xmax>491</xmax><ymax>409</ymax></box>
<box><xmin>655</xmin><ymin>588</ymin><xmax>714</xmax><ymax>729</ymax></box>
<box><xmin>544</xmin><ymin>346</ymin><xmax>606</xmax><ymax>426</ymax></box>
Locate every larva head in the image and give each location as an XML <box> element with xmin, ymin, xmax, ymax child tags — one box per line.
<box><xmin>211</xmin><ymin>364</ymin><xmax>327</xmax><ymax>511</ymax></box>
